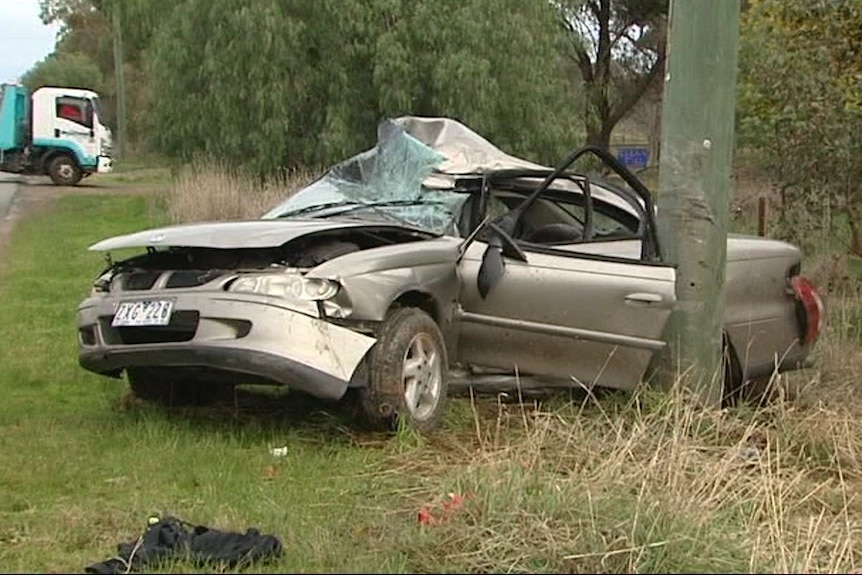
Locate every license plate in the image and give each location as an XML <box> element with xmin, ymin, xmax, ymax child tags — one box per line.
<box><xmin>112</xmin><ymin>300</ymin><xmax>174</xmax><ymax>327</ymax></box>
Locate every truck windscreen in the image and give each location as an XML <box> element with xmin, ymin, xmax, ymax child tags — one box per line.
<box><xmin>92</xmin><ymin>97</ymin><xmax>103</xmax><ymax>122</ymax></box>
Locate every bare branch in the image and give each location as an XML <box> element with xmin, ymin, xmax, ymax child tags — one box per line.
<box><xmin>569</xmin><ymin>38</ymin><xmax>596</xmax><ymax>83</ymax></box>
<box><xmin>559</xmin><ymin>8</ymin><xmax>596</xmax><ymax>81</ymax></box>
<box><xmin>595</xmin><ymin>0</ymin><xmax>612</xmax><ymax>83</ymax></box>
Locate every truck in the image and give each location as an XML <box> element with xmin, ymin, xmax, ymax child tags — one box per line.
<box><xmin>0</xmin><ymin>84</ymin><xmax>113</xmax><ymax>186</ymax></box>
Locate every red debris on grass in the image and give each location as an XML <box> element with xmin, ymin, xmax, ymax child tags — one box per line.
<box><xmin>417</xmin><ymin>492</ymin><xmax>473</xmax><ymax>525</ymax></box>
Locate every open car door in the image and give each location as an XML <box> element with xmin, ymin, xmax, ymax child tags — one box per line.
<box><xmin>456</xmin><ymin>147</ymin><xmax>677</xmax><ymax>391</ymax></box>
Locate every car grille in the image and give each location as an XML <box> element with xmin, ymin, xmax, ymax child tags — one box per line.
<box><xmin>99</xmin><ymin>310</ymin><xmax>200</xmax><ymax>345</ymax></box>
<box><xmin>120</xmin><ymin>270</ymin><xmax>219</xmax><ymax>291</ymax></box>
<box><xmin>122</xmin><ymin>271</ymin><xmax>160</xmax><ymax>290</ymax></box>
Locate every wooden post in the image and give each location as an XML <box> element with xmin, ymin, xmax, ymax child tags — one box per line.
<box><xmin>758</xmin><ymin>197</ymin><xmax>767</xmax><ymax>236</ymax></box>
<box><xmin>655</xmin><ymin>0</ymin><xmax>741</xmax><ymax>407</ymax></box>
<box><xmin>111</xmin><ymin>1</ymin><xmax>127</xmax><ymax>161</ymax></box>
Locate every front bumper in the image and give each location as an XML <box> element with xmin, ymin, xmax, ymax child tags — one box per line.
<box><xmin>77</xmin><ymin>292</ymin><xmax>376</xmax><ymax>401</ymax></box>
<box><xmin>96</xmin><ymin>155</ymin><xmax>113</xmax><ymax>173</ymax></box>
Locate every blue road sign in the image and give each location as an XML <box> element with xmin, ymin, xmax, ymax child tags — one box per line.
<box><xmin>616</xmin><ymin>147</ymin><xmax>650</xmax><ymax>170</ymax></box>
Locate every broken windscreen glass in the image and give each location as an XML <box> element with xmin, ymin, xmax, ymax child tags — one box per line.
<box><xmin>262</xmin><ymin>120</ymin><xmax>468</xmax><ymax>234</ymax></box>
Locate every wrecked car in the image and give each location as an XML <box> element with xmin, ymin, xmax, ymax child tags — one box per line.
<box><xmin>76</xmin><ymin>117</ymin><xmax>824</xmax><ymax>431</ymax></box>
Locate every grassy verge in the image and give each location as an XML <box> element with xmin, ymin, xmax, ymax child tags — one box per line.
<box><xmin>85</xmin><ymin>154</ymin><xmax>173</xmax><ymax>187</ymax></box>
<box><xmin>0</xmin><ymin>195</ymin><xmax>412</xmax><ymax>573</ymax></box>
<box><xmin>1</xmin><ymin>194</ymin><xmax>861</xmax><ymax>573</ymax></box>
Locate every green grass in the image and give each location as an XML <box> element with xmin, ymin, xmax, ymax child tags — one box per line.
<box><xmin>0</xmin><ymin>195</ymin><xmax>430</xmax><ymax>573</ymax></box>
<box><xmin>1</xmin><ymin>194</ymin><xmax>861</xmax><ymax>573</ymax></box>
<box><xmin>87</xmin><ymin>153</ymin><xmax>173</xmax><ymax>186</ymax></box>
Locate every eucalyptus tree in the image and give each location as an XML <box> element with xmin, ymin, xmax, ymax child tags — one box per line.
<box><xmin>737</xmin><ymin>0</ymin><xmax>862</xmax><ymax>255</ymax></box>
<box><xmin>143</xmin><ymin>0</ymin><xmax>574</xmax><ymax>174</ymax></box>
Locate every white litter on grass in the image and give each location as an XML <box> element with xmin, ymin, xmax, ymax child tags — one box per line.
<box><xmin>269</xmin><ymin>446</ymin><xmax>289</xmax><ymax>457</ymax></box>
<box><xmin>737</xmin><ymin>446</ymin><xmax>761</xmax><ymax>465</ymax></box>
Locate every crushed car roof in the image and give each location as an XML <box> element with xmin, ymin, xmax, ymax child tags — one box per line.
<box><xmin>390</xmin><ymin>116</ymin><xmax>549</xmax><ymax>185</ymax></box>
<box><xmin>390</xmin><ymin>117</ymin><xmax>642</xmax><ymax>215</ymax></box>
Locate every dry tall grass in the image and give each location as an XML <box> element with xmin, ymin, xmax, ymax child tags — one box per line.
<box><xmin>377</xmin><ymin>284</ymin><xmax>862</xmax><ymax>574</ymax></box>
<box><xmin>393</xmin><ymin>377</ymin><xmax>860</xmax><ymax>570</ymax></box>
<box><xmin>164</xmin><ymin>160</ymin><xmax>318</xmax><ymax>223</ymax></box>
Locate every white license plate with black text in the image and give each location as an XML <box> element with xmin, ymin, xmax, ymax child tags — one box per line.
<box><xmin>112</xmin><ymin>300</ymin><xmax>174</xmax><ymax>327</ymax></box>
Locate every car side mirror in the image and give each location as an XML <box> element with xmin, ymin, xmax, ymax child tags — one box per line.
<box><xmin>477</xmin><ymin>223</ymin><xmax>526</xmax><ymax>299</ymax></box>
<box><xmin>478</xmin><ymin>244</ymin><xmax>504</xmax><ymax>299</ymax></box>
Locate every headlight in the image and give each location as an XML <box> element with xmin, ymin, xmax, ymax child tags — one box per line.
<box><xmin>228</xmin><ymin>274</ymin><xmax>340</xmax><ymax>301</ymax></box>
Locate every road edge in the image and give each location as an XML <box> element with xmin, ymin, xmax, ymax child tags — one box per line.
<box><xmin>0</xmin><ymin>174</ymin><xmax>20</xmax><ymax>221</ymax></box>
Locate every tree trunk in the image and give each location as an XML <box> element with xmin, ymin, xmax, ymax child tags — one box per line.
<box><xmin>585</xmin><ymin>88</ymin><xmax>613</xmax><ymax>150</ymax></box>
<box><xmin>586</xmin><ymin>123</ymin><xmax>613</xmax><ymax>150</ymax></box>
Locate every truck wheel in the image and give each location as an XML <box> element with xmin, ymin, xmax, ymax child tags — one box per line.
<box><xmin>48</xmin><ymin>155</ymin><xmax>83</xmax><ymax>186</ymax></box>
<box><xmin>127</xmin><ymin>367</ymin><xmax>232</xmax><ymax>407</ymax></box>
<box><xmin>354</xmin><ymin>308</ymin><xmax>448</xmax><ymax>433</ymax></box>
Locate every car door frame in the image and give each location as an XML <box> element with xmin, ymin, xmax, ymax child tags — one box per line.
<box><xmin>454</xmin><ymin>146</ymin><xmax>677</xmax><ymax>391</ymax></box>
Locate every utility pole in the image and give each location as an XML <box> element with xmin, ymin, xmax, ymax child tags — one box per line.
<box><xmin>111</xmin><ymin>0</ymin><xmax>127</xmax><ymax>161</ymax></box>
<box><xmin>655</xmin><ymin>0</ymin><xmax>741</xmax><ymax>407</ymax></box>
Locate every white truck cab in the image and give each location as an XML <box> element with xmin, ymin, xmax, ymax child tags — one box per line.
<box><xmin>0</xmin><ymin>84</ymin><xmax>114</xmax><ymax>185</ymax></box>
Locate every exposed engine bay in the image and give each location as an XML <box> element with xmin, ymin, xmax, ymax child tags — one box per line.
<box><xmin>99</xmin><ymin>227</ymin><xmax>433</xmax><ymax>291</ymax></box>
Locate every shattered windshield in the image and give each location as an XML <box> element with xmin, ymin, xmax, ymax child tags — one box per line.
<box><xmin>262</xmin><ymin>121</ymin><xmax>468</xmax><ymax>234</ymax></box>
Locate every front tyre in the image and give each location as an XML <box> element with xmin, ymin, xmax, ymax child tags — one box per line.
<box><xmin>357</xmin><ymin>308</ymin><xmax>448</xmax><ymax>433</ymax></box>
<box><xmin>48</xmin><ymin>154</ymin><xmax>83</xmax><ymax>186</ymax></box>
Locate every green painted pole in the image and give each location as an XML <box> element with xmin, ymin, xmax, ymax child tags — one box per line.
<box><xmin>655</xmin><ymin>0</ymin><xmax>741</xmax><ymax>407</ymax></box>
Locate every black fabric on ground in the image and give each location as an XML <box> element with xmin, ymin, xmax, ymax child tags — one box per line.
<box><xmin>85</xmin><ymin>514</ymin><xmax>282</xmax><ymax>574</ymax></box>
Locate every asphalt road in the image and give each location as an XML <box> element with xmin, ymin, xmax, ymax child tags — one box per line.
<box><xmin>0</xmin><ymin>173</ymin><xmax>17</xmax><ymax>220</ymax></box>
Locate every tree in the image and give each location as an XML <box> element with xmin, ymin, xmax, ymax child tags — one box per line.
<box><xmin>143</xmin><ymin>0</ymin><xmax>575</xmax><ymax>175</ymax></box>
<box><xmin>38</xmin><ymin>0</ymin><xmax>179</xmax><ymax>144</ymax></box>
<box><xmin>369</xmin><ymin>0</ymin><xmax>576</xmax><ymax>163</ymax></box>
<box><xmin>737</xmin><ymin>0</ymin><xmax>862</xmax><ymax>256</ymax></box>
<box><xmin>38</xmin><ymin>0</ymin><xmax>114</xmax><ymax>84</ymax></box>
<box><xmin>21</xmin><ymin>51</ymin><xmax>105</xmax><ymax>94</ymax></box>
<box><xmin>39</xmin><ymin>0</ymin><xmax>171</xmax><ymax>58</ymax></box>
<box><xmin>556</xmin><ymin>0</ymin><xmax>668</xmax><ymax>150</ymax></box>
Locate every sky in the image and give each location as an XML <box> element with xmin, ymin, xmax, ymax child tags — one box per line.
<box><xmin>0</xmin><ymin>0</ymin><xmax>60</xmax><ymax>84</ymax></box>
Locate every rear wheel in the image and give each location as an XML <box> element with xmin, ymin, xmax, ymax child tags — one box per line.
<box><xmin>721</xmin><ymin>338</ymin><xmax>744</xmax><ymax>407</ymax></box>
<box><xmin>48</xmin><ymin>154</ymin><xmax>83</xmax><ymax>186</ymax></box>
<box><xmin>127</xmin><ymin>367</ymin><xmax>233</xmax><ymax>407</ymax></box>
<box><xmin>354</xmin><ymin>308</ymin><xmax>448</xmax><ymax>432</ymax></box>
<box><xmin>722</xmin><ymin>338</ymin><xmax>784</xmax><ymax>407</ymax></box>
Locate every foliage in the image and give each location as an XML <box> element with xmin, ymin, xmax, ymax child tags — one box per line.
<box><xmin>142</xmin><ymin>0</ymin><xmax>574</xmax><ymax>175</ymax></box>
<box><xmin>555</xmin><ymin>0</ymin><xmax>668</xmax><ymax>149</ymax></box>
<box><xmin>737</xmin><ymin>0</ymin><xmax>862</xmax><ymax>256</ymax></box>
<box><xmin>21</xmin><ymin>51</ymin><xmax>106</xmax><ymax>94</ymax></box>
<box><xmin>40</xmin><ymin>0</ymin><xmax>172</xmax><ymax>60</ymax></box>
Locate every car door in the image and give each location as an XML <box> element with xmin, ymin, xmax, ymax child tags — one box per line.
<box><xmin>455</xmin><ymin>184</ymin><xmax>677</xmax><ymax>392</ymax></box>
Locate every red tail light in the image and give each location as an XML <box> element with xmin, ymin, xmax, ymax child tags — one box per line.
<box><xmin>790</xmin><ymin>275</ymin><xmax>824</xmax><ymax>345</ymax></box>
